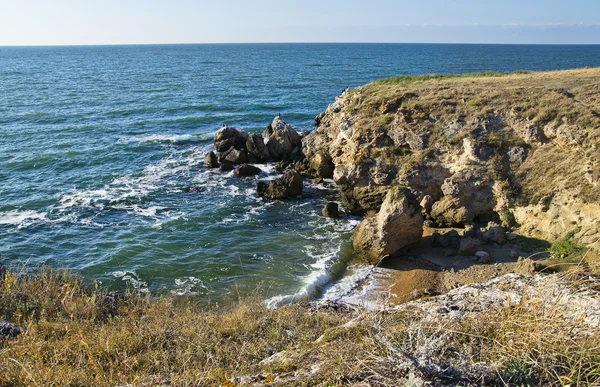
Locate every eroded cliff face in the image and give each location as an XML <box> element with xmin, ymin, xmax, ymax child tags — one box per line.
<box><xmin>303</xmin><ymin>69</ymin><xmax>600</xmax><ymax>257</ymax></box>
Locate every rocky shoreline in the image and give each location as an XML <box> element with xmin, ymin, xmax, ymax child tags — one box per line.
<box><xmin>201</xmin><ymin>68</ymin><xmax>600</xmax><ymax>309</ymax></box>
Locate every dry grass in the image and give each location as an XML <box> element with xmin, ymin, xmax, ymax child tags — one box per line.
<box><xmin>343</xmin><ymin>67</ymin><xmax>600</xmax><ymax>205</ymax></box>
<box><xmin>1</xmin><ymin>266</ymin><xmax>599</xmax><ymax>386</ymax></box>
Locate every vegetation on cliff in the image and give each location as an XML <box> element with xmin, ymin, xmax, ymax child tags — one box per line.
<box><xmin>303</xmin><ymin>68</ymin><xmax>600</xmax><ymax>263</ymax></box>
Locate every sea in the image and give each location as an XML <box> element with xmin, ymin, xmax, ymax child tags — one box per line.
<box><xmin>1</xmin><ymin>43</ymin><xmax>599</xmax><ymax>305</ymax></box>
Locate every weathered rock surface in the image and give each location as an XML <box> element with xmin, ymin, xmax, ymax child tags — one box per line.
<box><xmin>310</xmin><ymin>152</ymin><xmax>334</xmax><ymax>179</ymax></box>
<box><xmin>302</xmin><ymin>68</ymin><xmax>600</xmax><ymax>251</ymax></box>
<box><xmin>257</xmin><ymin>170</ymin><xmax>303</xmax><ymax>199</ymax></box>
<box><xmin>246</xmin><ymin>133</ymin><xmax>270</xmax><ymax>162</ymax></box>
<box><xmin>235</xmin><ymin>164</ymin><xmax>262</xmax><ymax>177</ymax></box>
<box><xmin>353</xmin><ymin>187</ymin><xmax>423</xmax><ymax>264</ymax></box>
<box><xmin>220</xmin><ymin>148</ymin><xmax>248</xmax><ymax>165</ymax></box>
<box><xmin>265</xmin><ymin>116</ymin><xmax>302</xmax><ymax>161</ymax></box>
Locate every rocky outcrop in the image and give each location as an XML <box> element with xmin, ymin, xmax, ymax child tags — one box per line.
<box><xmin>212</xmin><ymin>116</ymin><xmax>303</xmax><ymax>168</ymax></box>
<box><xmin>353</xmin><ymin>187</ymin><xmax>423</xmax><ymax>264</ymax></box>
<box><xmin>257</xmin><ymin>170</ymin><xmax>303</xmax><ymax>200</ymax></box>
<box><xmin>303</xmin><ymin>68</ymin><xmax>600</xmax><ymax>251</ymax></box>
<box><xmin>265</xmin><ymin>116</ymin><xmax>302</xmax><ymax>161</ymax></box>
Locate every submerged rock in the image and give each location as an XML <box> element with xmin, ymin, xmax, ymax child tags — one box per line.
<box><xmin>219</xmin><ymin>163</ymin><xmax>234</xmax><ymax>172</ymax></box>
<box><xmin>235</xmin><ymin>164</ymin><xmax>261</xmax><ymax>177</ymax></box>
<box><xmin>204</xmin><ymin>151</ymin><xmax>219</xmax><ymax>168</ymax></box>
<box><xmin>353</xmin><ymin>187</ymin><xmax>423</xmax><ymax>264</ymax></box>
<box><xmin>257</xmin><ymin>170</ymin><xmax>303</xmax><ymax>199</ymax></box>
<box><xmin>322</xmin><ymin>202</ymin><xmax>339</xmax><ymax>218</ymax></box>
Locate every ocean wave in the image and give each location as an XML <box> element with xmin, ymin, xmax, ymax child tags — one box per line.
<box><xmin>110</xmin><ymin>270</ymin><xmax>149</xmax><ymax>293</ymax></box>
<box><xmin>171</xmin><ymin>276</ymin><xmax>209</xmax><ymax>296</ymax></box>
<box><xmin>0</xmin><ymin>210</ymin><xmax>47</xmax><ymax>227</ymax></box>
<box><xmin>318</xmin><ymin>265</ymin><xmax>375</xmax><ymax>304</ymax></box>
<box><xmin>119</xmin><ymin>132</ymin><xmax>215</xmax><ymax>145</ymax></box>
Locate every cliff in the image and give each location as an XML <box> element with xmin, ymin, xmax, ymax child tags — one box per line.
<box><xmin>303</xmin><ymin>68</ymin><xmax>600</xmax><ymax>260</ymax></box>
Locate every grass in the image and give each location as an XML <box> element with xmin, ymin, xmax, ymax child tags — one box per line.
<box><xmin>1</xmin><ymin>266</ymin><xmax>600</xmax><ymax>386</ymax></box>
<box><xmin>375</xmin><ymin>70</ymin><xmax>532</xmax><ymax>85</ymax></box>
<box><xmin>548</xmin><ymin>231</ymin><xmax>585</xmax><ymax>259</ymax></box>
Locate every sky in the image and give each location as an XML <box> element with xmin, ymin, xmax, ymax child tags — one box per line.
<box><xmin>1</xmin><ymin>0</ymin><xmax>599</xmax><ymax>46</ymax></box>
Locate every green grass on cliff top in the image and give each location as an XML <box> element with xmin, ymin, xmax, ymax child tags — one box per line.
<box><xmin>376</xmin><ymin>70</ymin><xmax>532</xmax><ymax>85</ymax></box>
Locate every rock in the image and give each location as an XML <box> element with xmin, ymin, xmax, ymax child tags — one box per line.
<box><xmin>458</xmin><ymin>238</ymin><xmax>483</xmax><ymax>256</ymax></box>
<box><xmin>430</xmin><ymin>197</ymin><xmax>475</xmax><ymax>227</ymax></box>
<box><xmin>506</xmin><ymin>232</ymin><xmax>519</xmax><ymax>241</ymax></box>
<box><xmin>257</xmin><ymin>171</ymin><xmax>303</xmax><ymax>199</ymax></box>
<box><xmin>0</xmin><ymin>320</ymin><xmax>22</xmax><ymax>340</ymax></box>
<box><xmin>509</xmin><ymin>250</ymin><xmax>520</xmax><ymax>259</ymax></box>
<box><xmin>221</xmin><ymin>148</ymin><xmax>249</xmax><ymax>165</ymax></box>
<box><xmin>219</xmin><ymin>163</ymin><xmax>234</xmax><ymax>172</ymax></box>
<box><xmin>480</xmin><ymin>223</ymin><xmax>506</xmax><ymax>245</ymax></box>
<box><xmin>310</xmin><ymin>152</ymin><xmax>334</xmax><ymax>179</ymax></box>
<box><xmin>281</xmin><ymin>170</ymin><xmax>303</xmax><ymax>197</ymax></box>
<box><xmin>420</xmin><ymin>195</ymin><xmax>434</xmax><ymax>214</ymax></box>
<box><xmin>462</xmin><ymin>225</ymin><xmax>478</xmax><ymax>238</ymax></box>
<box><xmin>235</xmin><ymin>164</ymin><xmax>261</xmax><ymax>177</ymax></box>
<box><xmin>475</xmin><ymin>251</ymin><xmax>492</xmax><ymax>264</ymax></box>
<box><xmin>265</xmin><ymin>116</ymin><xmax>302</xmax><ymax>161</ymax></box>
<box><xmin>444</xmin><ymin>230</ymin><xmax>460</xmax><ymax>239</ymax></box>
<box><xmin>322</xmin><ymin>202</ymin><xmax>339</xmax><ymax>218</ymax></box>
<box><xmin>214</xmin><ymin>126</ymin><xmax>247</xmax><ymax>153</ymax></box>
<box><xmin>353</xmin><ymin>187</ymin><xmax>424</xmax><ymax>264</ymax></box>
<box><xmin>204</xmin><ymin>151</ymin><xmax>219</xmax><ymax>168</ymax></box>
<box><xmin>246</xmin><ymin>133</ymin><xmax>270</xmax><ymax>162</ymax></box>
<box><xmin>289</xmin><ymin>146</ymin><xmax>304</xmax><ymax>162</ymax></box>
<box><xmin>507</xmin><ymin>146</ymin><xmax>527</xmax><ymax>164</ymax></box>
<box><xmin>432</xmin><ymin>232</ymin><xmax>450</xmax><ymax>248</ymax></box>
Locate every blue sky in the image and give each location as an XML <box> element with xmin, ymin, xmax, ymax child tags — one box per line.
<box><xmin>1</xmin><ymin>0</ymin><xmax>599</xmax><ymax>45</ymax></box>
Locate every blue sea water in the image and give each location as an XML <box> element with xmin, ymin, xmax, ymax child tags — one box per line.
<box><xmin>1</xmin><ymin>43</ymin><xmax>599</xmax><ymax>303</ymax></box>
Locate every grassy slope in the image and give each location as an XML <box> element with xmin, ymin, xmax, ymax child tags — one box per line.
<box><xmin>346</xmin><ymin>67</ymin><xmax>600</xmax><ymax>204</ymax></box>
<box><xmin>1</xmin><ymin>266</ymin><xmax>599</xmax><ymax>386</ymax></box>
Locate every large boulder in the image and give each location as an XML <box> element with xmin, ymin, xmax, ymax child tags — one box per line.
<box><xmin>310</xmin><ymin>152</ymin><xmax>334</xmax><ymax>179</ymax></box>
<box><xmin>430</xmin><ymin>197</ymin><xmax>475</xmax><ymax>227</ymax></box>
<box><xmin>257</xmin><ymin>170</ymin><xmax>303</xmax><ymax>199</ymax></box>
<box><xmin>265</xmin><ymin>116</ymin><xmax>302</xmax><ymax>161</ymax></box>
<box><xmin>353</xmin><ymin>187</ymin><xmax>424</xmax><ymax>264</ymax></box>
<box><xmin>246</xmin><ymin>133</ymin><xmax>271</xmax><ymax>162</ymax></box>
<box><xmin>214</xmin><ymin>126</ymin><xmax>247</xmax><ymax>153</ymax></box>
<box><xmin>220</xmin><ymin>148</ymin><xmax>249</xmax><ymax>165</ymax></box>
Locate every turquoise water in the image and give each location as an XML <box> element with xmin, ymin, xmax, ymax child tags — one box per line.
<box><xmin>1</xmin><ymin>43</ymin><xmax>599</xmax><ymax>302</ymax></box>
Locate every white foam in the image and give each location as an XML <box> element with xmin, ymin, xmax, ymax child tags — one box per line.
<box><xmin>110</xmin><ymin>270</ymin><xmax>149</xmax><ymax>293</ymax></box>
<box><xmin>0</xmin><ymin>210</ymin><xmax>47</xmax><ymax>227</ymax></box>
<box><xmin>119</xmin><ymin>132</ymin><xmax>215</xmax><ymax>144</ymax></box>
<box><xmin>319</xmin><ymin>265</ymin><xmax>375</xmax><ymax>303</ymax></box>
<box><xmin>171</xmin><ymin>276</ymin><xmax>208</xmax><ymax>296</ymax></box>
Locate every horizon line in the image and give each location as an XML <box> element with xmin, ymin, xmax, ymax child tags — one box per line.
<box><xmin>2</xmin><ymin>41</ymin><xmax>600</xmax><ymax>48</ymax></box>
